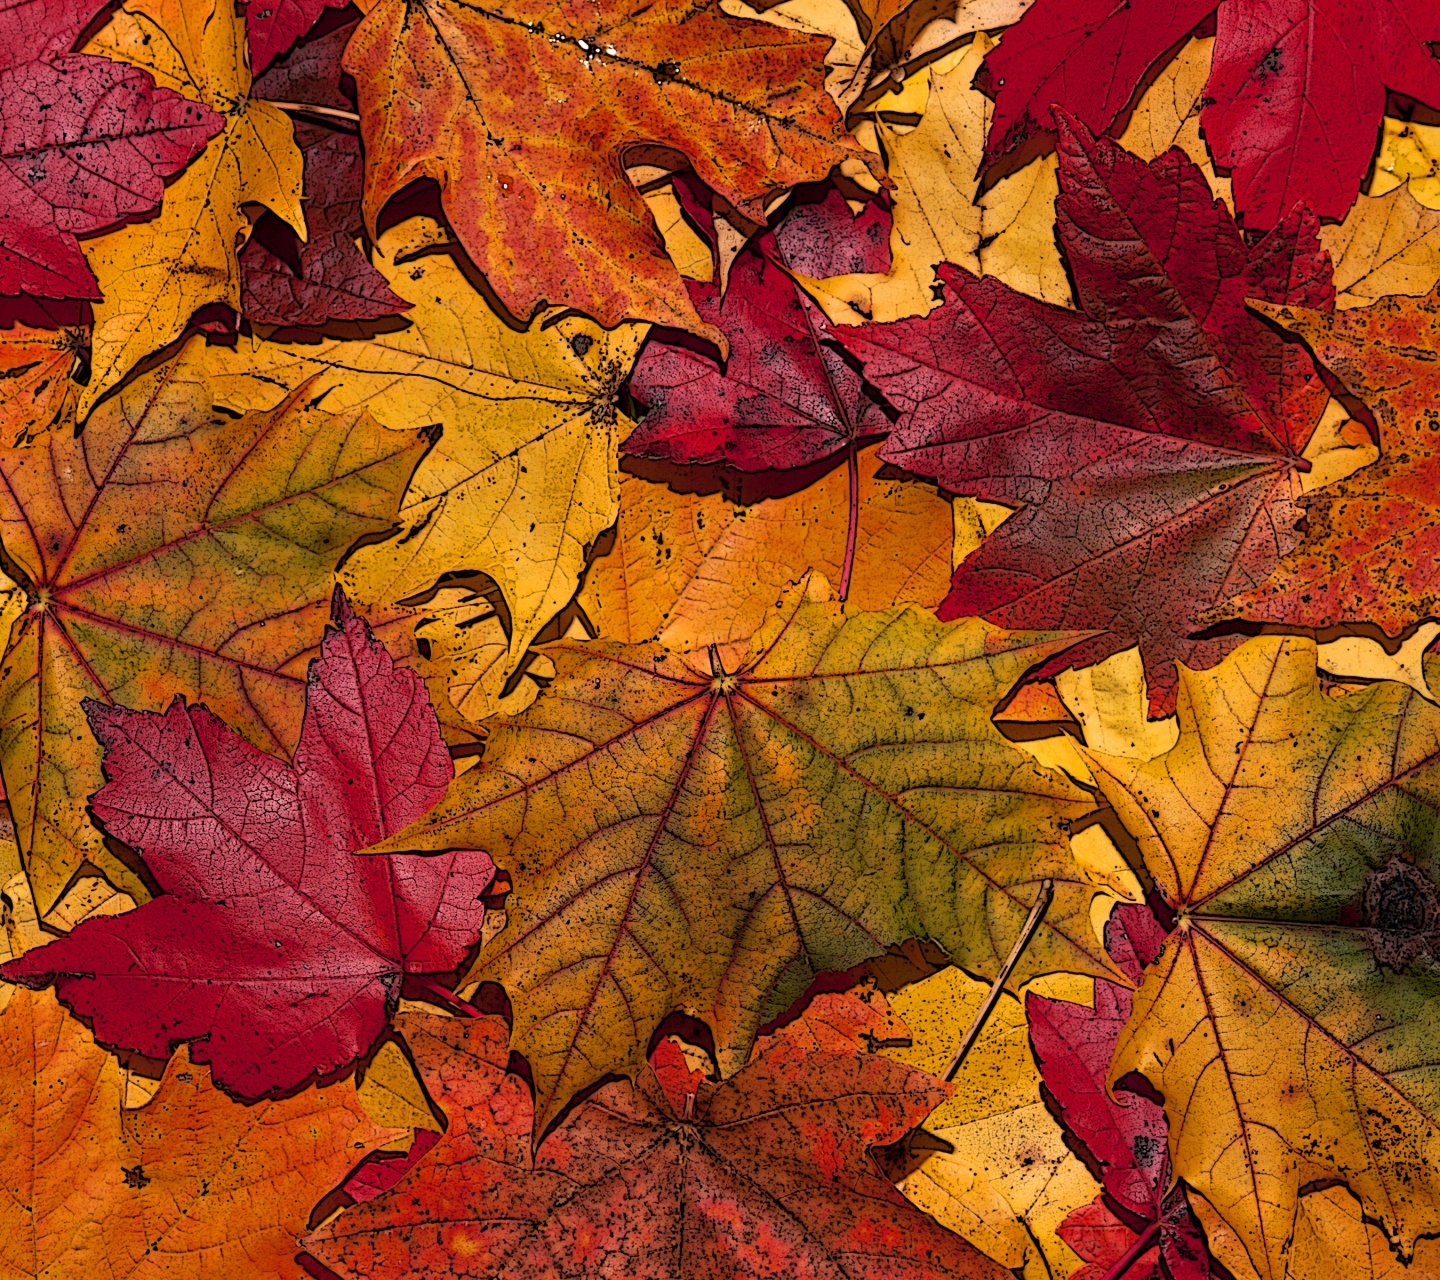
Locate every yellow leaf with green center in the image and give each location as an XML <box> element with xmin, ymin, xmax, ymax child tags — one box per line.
<box><xmin>78</xmin><ymin>0</ymin><xmax>305</xmax><ymax>415</ymax></box>
<box><xmin>0</xmin><ymin>340</ymin><xmax>429</xmax><ymax>918</ymax></box>
<box><xmin>370</xmin><ymin>594</ymin><xmax>1120</xmax><ymax>1134</ymax></box>
<box><xmin>1086</xmin><ymin>636</ymin><xmax>1440</xmax><ymax>1280</ymax></box>
<box><xmin>205</xmin><ymin>217</ymin><xmax>649</xmax><ymax>681</ymax></box>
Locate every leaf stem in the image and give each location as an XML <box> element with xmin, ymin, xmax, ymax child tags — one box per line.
<box><xmin>838</xmin><ymin>436</ymin><xmax>859</xmax><ymax>602</ymax></box>
<box><xmin>414</xmin><ymin>975</ymin><xmax>482</xmax><ymax>1018</ymax></box>
<box><xmin>261</xmin><ymin>99</ymin><xmax>362</xmax><ymax>123</ymax></box>
<box><xmin>1098</xmin><ymin>1220</ymin><xmax>1162</xmax><ymax>1280</ymax></box>
<box><xmin>942</xmin><ymin>879</ymin><xmax>1054</xmax><ymax>1081</ymax></box>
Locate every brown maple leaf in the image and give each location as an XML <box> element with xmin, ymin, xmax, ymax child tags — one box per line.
<box><xmin>305</xmin><ymin>1008</ymin><xmax>1009</xmax><ymax>1279</ymax></box>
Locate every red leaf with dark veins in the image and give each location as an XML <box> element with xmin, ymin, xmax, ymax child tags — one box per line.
<box><xmin>246</xmin><ymin>0</ymin><xmax>352</xmax><ymax>73</ymax></box>
<box><xmin>625</xmin><ymin>191</ymin><xmax>894</xmax><ymax>597</ymax></box>
<box><xmin>836</xmin><ymin>122</ymin><xmax>1334</xmax><ymax>715</ymax></box>
<box><xmin>976</xmin><ymin>0</ymin><xmax>1440</xmax><ymax>229</ymax></box>
<box><xmin>243</xmin><ymin>19</ymin><xmax>410</xmax><ymax>327</ymax></box>
<box><xmin>0</xmin><ymin>54</ymin><xmax>223</xmax><ymax>299</ymax></box>
<box><xmin>1</xmin><ymin>591</ymin><xmax>495</xmax><ymax>1100</ymax></box>
<box><xmin>241</xmin><ymin>129</ymin><xmax>411</xmax><ymax>326</ymax></box>
<box><xmin>1031</xmin><ymin>905</ymin><xmax>1215</xmax><ymax>1280</ymax></box>
<box><xmin>305</xmin><ymin>1011</ymin><xmax>1012</xmax><ymax>1279</ymax></box>
<box><xmin>771</xmin><ymin>185</ymin><xmax>892</xmax><ymax>279</ymax></box>
<box><xmin>0</xmin><ymin>0</ymin><xmax>111</xmax><ymax>67</ymax></box>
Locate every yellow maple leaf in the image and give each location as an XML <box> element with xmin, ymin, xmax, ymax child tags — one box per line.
<box><xmin>78</xmin><ymin>0</ymin><xmax>304</xmax><ymax>416</ymax></box>
<box><xmin>207</xmin><ymin>217</ymin><xmax>649</xmax><ymax>681</ymax></box>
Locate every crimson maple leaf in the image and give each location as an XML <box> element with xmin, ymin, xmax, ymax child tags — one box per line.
<box><xmin>1029</xmin><ymin>905</ymin><xmax>1216</xmax><ymax>1279</ymax></box>
<box><xmin>974</xmin><ymin>0</ymin><xmax>1440</xmax><ymax>229</ymax></box>
<box><xmin>837</xmin><ymin>120</ymin><xmax>1333</xmax><ymax>715</ymax></box>
<box><xmin>626</xmin><ymin>182</ymin><xmax>894</xmax><ymax>597</ymax></box>
<box><xmin>304</xmin><ymin>1009</ymin><xmax>1010</xmax><ymax>1279</ymax></box>
<box><xmin>246</xmin><ymin>0</ymin><xmax>350</xmax><ymax>73</ymax></box>
<box><xmin>2</xmin><ymin>591</ymin><xmax>495</xmax><ymax>1100</ymax></box>
<box><xmin>242</xmin><ymin>19</ymin><xmax>410</xmax><ymax>327</ymax></box>
<box><xmin>0</xmin><ymin>0</ymin><xmax>224</xmax><ymax>299</ymax></box>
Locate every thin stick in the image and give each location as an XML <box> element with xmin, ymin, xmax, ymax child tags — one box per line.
<box><xmin>942</xmin><ymin>879</ymin><xmax>1054</xmax><ymax>1081</ymax></box>
<box><xmin>838</xmin><ymin>436</ymin><xmax>859</xmax><ymax>603</ymax></box>
<box><xmin>1098</xmin><ymin>1220</ymin><xmax>1161</xmax><ymax>1280</ymax></box>
<box><xmin>414</xmin><ymin>975</ymin><xmax>483</xmax><ymax>1018</ymax></box>
<box><xmin>261</xmin><ymin>99</ymin><xmax>362</xmax><ymax>123</ymax></box>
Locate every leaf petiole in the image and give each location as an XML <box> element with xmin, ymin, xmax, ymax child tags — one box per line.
<box><xmin>1097</xmin><ymin>1219</ymin><xmax>1161</xmax><ymax>1280</ymax></box>
<box><xmin>414</xmin><ymin>975</ymin><xmax>483</xmax><ymax>1019</ymax></box>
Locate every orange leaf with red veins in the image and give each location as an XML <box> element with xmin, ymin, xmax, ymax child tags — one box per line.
<box><xmin>0</xmin><ymin>987</ymin><xmax>393</xmax><ymax>1280</ymax></box>
<box><xmin>341</xmin><ymin>0</ymin><xmax>871</xmax><ymax>338</ymax></box>
<box><xmin>305</xmin><ymin>1009</ymin><xmax>1010</xmax><ymax>1279</ymax></box>
<box><xmin>1222</xmin><ymin>289</ymin><xmax>1440</xmax><ymax>632</ymax></box>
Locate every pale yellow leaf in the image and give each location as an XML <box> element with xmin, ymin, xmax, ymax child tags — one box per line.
<box><xmin>1320</xmin><ymin>186</ymin><xmax>1440</xmax><ymax>308</ymax></box>
<box><xmin>1316</xmin><ymin>624</ymin><xmax>1440</xmax><ymax>704</ymax></box>
<box><xmin>882</xmin><ymin>966</ymin><xmax>1098</xmax><ymax>1278</ymax></box>
<box><xmin>803</xmin><ymin>35</ymin><xmax>1070</xmax><ymax>324</ymax></box>
<box><xmin>1370</xmin><ymin>117</ymin><xmax>1440</xmax><ymax>209</ymax></box>
<box><xmin>1056</xmin><ymin>648</ymin><xmax>1178</xmax><ymax>761</ymax></box>
<box><xmin>1116</xmin><ymin>37</ymin><xmax>1231</xmax><ymax>207</ymax></box>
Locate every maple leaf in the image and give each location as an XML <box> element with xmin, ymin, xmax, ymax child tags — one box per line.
<box><xmin>975</xmin><ymin>0</ymin><xmax>1440</xmax><ymax>230</ymax></box>
<box><xmin>1220</xmin><ymin>290</ymin><xmax>1440</xmax><ymax>633</ymax></box>
<box><xmin>580</xmin><ymin>443</ymin><xmax>953</xmax><ymax>652</ymax></box>
<box><xmin>340</xmin><ymin>0</ymin><xmax>871</xmax><ymax>339</ymax></box>
<box><xmin>77</xmin><ymin>0</ymin><xmax>306</xmax><ymax>414</ymax></box>
<box><xmin>625</xmin><ymin>193</ymin><xmax>898</xmax><ymax>598</ymax></box>
<box><xmin>0</xmin><ymin>986</ymin><xmax>394</xmax><ymax>1279</ymax></box>
<box><xmin>241</xmin><ymin>20</ymin><xmax>410</xmax><ymax>328</ymax></box>
<box><xmin>206</xmin><ymin>216</ymin><xmax>648</xmax><ymax>684</ymax></box>
<box><xmin>2</xmin><ymin>591</ymin><xmax>495</xmax><ymax>1098</ymax></box>
<box><xmin>305</xmin><ymin>1007</ymin><xmax>1011</xmax><ymax>1279</ymax></box>
<box><xmin>247</xmin><ymin>0</ymin><xmax>349</xmax><ymax>73</ymax></box>
<box><xmin>0</xmin><ymin>0</ymin><xmax>223</xmax><ymax>302</ymax></box>
<box><xmin>837</xmin><ymin>120</ymin><xmax>1334</xmax><ymax>715</ymax></box>
<box><xmin>363</xmin><ymin>591</ymin><xmax>1116</xmax><ymax>1135</ymax></box>
<box><xmin>0</xmin><ymin>336</ymin><xmax>429</xmax><ymax>921</ymax></box>
<box><xmin>1029</xmin><ymin>904</ymin><xmax>1217</xmax><ymax>1279</ymax></box>
<box><xmin>1084</xmin><ymin>634</ymin><xmax>1440</xmax><ymax>1280</ymax></box>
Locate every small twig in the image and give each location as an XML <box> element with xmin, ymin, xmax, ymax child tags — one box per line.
<box><xmin>414</xmin><ymin>975</ymin><xmax>482</xmax><ymax>1018</ymax></box>
<box><xmin>261</xmin><ymin>99</ymin><xmax>362</xmax><ymax>123</ymax></box>
<box><xmin>942</xmin><ymin>880</ymin><xmax>1054</xmax><ymax>1081</ymax></box>
<box><xmin>1098</xmin><ymin>1219</ymin><xmax>1161</xmax><ymax>1280</ymax></box>
<box><xmin>838</xmin><ymin>436</ymin><xmax>860</xmax><ymax>603</ymax></box>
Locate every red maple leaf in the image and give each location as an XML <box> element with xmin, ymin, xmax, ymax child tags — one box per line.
<box><xmin>2</xmin><ymin>591</ymin><xmax>495</xmax><ymax>1100</ymax></box>
<box><xmin>304</xmin><ymin>1008</ymin><xmax>1010</xmax><ymax>1279</ymax></box>
<box><xmin>246</xmin><ymin>0</ymin><xmax>350</xmax><ymax>73</ymax></box>
<box><xmin>837</xmin><ymin>120</ymin><xmax>1332</xmax><ymax>715</ymax></box>
<box><xmin>0</xmin><ymin>0</ymin><xmax>224</xmax><ymax>300</ymax></box>
<box><xmin>626</xmin><ymin>182</ymin><xmax>894</xmax><ymax>597</ymax></box>
<box><xmin>1029</xmin><ymin>905</ymin><xmax>1216</xmax><ymax>1279</ymax></box>
<box><xmin>974</xmin><ymin>0</ymin><xmax>1440</xmax><ymax>229</ymax></box>
<box><xmin>242</xmin><ymin>19</ymin><xmax>410</xmax><ymax>327</ymax></box>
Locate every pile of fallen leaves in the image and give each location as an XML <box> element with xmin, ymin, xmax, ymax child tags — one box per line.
<box><xmin>4</xmin><ymin>0</ymin><xmax>1440</xmax><ymax>1275</ymax></box>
